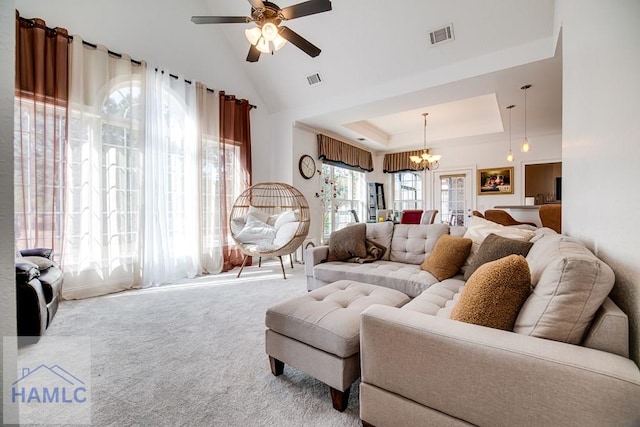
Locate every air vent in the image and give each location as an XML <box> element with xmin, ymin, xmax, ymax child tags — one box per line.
<box><xmin>306</xmin><ymin>72</ymin><xmax>323</xmax><ymax>86</ymax></box>
<box><xmin>429</xmin><ymin>23</ymin><xmax>454</xmax><ymax>45</ymax></box>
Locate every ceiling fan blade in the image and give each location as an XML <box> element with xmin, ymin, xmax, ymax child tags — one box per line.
<box><xmin>191</xmin><ymin>16</ymin><xmax>250</xmax><ymax>24</ymax></box>
<box><xmin>248</xmin><ymin>0</ymin><xmax>266</xmax><ymax>11</ymax></box>
<box><xmin>280</xmin><ymin>0</ymin><xmax>332</xmax><ymax>20</ymax></box>
<box><xmin>246</xmin><ymin>45</ymin><xmax>261</xmax><ymax>62</ymax></box>
<box><xmin>279</xmin><ymin>26</ymin><xmax>321</xmax><ymax>57</ymax></box>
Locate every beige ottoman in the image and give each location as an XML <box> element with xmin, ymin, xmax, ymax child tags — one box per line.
<box><xmin>265</xmin><ymin>280</ymin><xmax>410</xmax><ymax>411</ymax></box>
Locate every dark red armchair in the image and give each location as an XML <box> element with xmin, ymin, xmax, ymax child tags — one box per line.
<box><xmin>400</xmin><ymin>210</ymin><xmax>424</xmax><ymax>224</ymax></box>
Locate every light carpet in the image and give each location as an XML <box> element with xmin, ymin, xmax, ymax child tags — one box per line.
<box><xmin>18</xmin><ymin>262</ymin><xmax>362</xmax><ymax>426</ymax></box>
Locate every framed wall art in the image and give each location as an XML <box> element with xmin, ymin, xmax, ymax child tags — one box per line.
<box><xmin>477</xmin><ymin>166</ymin><xmax>514</xmax><ymax>195</ymax></box>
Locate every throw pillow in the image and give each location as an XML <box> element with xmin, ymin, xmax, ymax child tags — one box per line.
<box><xmin>273</xmin><ymin>221</ymin><xmax>300</xmax><ymax>247</ymax></box>
<box><xmin>451</xmin><ymin>255</ymin><xmax>531</xmax><ymax>331</ymax></box>
<box><xmin>513</xmin><ymin>234</ymin><xmax>615</xmax><ymax>344</ymax></box>
<box><xmin>235</xmin><ymin>215</ymin><xmax>276</xmax><ymax>244</ymax></box>
<box><xmin>247</xmin><ymin>206</ymin><xmax>272</xmax><ymax>224</ymax></box>
<box><xmin>462</xmin><ymin>216</ymin><xmax>536</xmax><ymax>272</ymax></box>
<box><xmin>348</xmin><ymin>239</ymin><xmax>387</xmax><ymax>264</ymax></box>
<box><xmin>326</xmin><ymin>223</ymin><xmax>367</xmax><ymax>262</ymax></box>
<box><xmin>230</xmin><ymin>217</ymin><xmax>246</xmax><ymax>236</ymax></box>
<box><xmin>22</xmin><ymin>256</ymin><xmax>55</xmax><ymax>270</ymax></box>
<box><xmin>420</xmin><ymin>235</ymin><xmax>472</xmax><ymax>281</ymax></box>
<box><xmin>274</xmin><ymin>210</ymin><xmax>297</xmax><ymax>230</ymax></box>
<box><xmin>463</xmin><ymin>233</ymin><xmax>534</xmax><ymax>280</ymax></box>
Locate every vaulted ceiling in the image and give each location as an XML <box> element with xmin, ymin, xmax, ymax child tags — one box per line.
<box><xmin>200</xmin><ymin>0</ymin><xmax>561</xmax><ymax>152</ymax></box>
<box><xmin>16</xmin><ymin>0</ymin><xmax>561</xmax><ymax>153</ymax></box>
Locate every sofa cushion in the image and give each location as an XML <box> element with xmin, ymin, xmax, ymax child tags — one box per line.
<box><xmin>235</xmin><ymin>215</ymin><xmax>276</xmax><ymax>244</ymax></box>
<box><xmin>420</xmin><ymin>235</ymin><xmax>472</xmax><ymax>281</ymax></box>
<box><xmin>463</xmin><ymin>233</ymin><xmax>534</xmax><ymax>280</ymax></box>
<box><xmin>365</xmin><ymin>221</ymin><xmax>394</xmax><ymax>261</ymax></box>
<box><xmin>390</xmin><ymin>223</ymin><xmax>449</xmax><ymax>265</ymax></box>
<box><xmin>247</xmin><ymin>205</ymin><xmax>272</xmax><ymax>224</ymax></box>
<box><xmin>401</xmin><ymin>279</ymin><xmax>465</xmax><ymax>318</ymax></box>
<box><xmin>272</xmin><ymin>221</ymin><xmax>301</xmax><ymax>247</ymax></box>
<box><xmin>327</xmin><ymin>223</ymin><xmax>367</xmax><ymax>262</ymax></box>
<box><xmin>22</xmin><ymin>255</ymin><xmax>55</xmax><ymax>270</ymax></box>
<box><xmin>451</xmin><ymin>255</ymin><xmax>531</xmax><ymax>331</ymax></box>
<box><xmin>515</xmin><ymin>233</ymin><xmax>615</xmax><ymax>344</ymax></box>
<box><xmin>312</xmin><ymin>260</ymin><xmax>441</xmax><ymax>298</ymax></box>
<box><xmin>273</xmin><ymin>209</ymin><xmax>298</xmax><ymax>230</ymax></box>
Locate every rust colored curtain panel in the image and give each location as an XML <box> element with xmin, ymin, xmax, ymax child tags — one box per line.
<box><xmin>14</xmin><ymin>12</ymin><xmax>69</xmax><ymax>255</ymax></box>
<box><xmin>219</xmin><ymin>91</ymin><xmax>252</xmax><ymax>272</ymax></box>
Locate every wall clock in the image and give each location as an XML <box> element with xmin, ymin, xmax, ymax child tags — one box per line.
<box><xmin>298</xmin><ymin>154</ymin><xmax>316</xmax><ymax>179</ymax></box>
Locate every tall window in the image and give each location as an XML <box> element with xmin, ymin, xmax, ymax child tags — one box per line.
<box><xmin>321</xmin><ymin>164</ymin><xmax>366</xmax><ymax>240</ymax></box>
<box><xmin>14</xmin><ymin>99</ymin><xmax>67</xmax><ymax>253</ymax></box>
<box><xmin>393</xmin><ymin>172</ymin><xmax>422</xmax><ymax>212</ymax></box>
<box><xmin>65</xmin><ymin>81</ymin><xmax>143</xmax><ymax>269</ymax></box>
<box><xmin>440</xmin><ymin>174</ymin><xmax>466</xmax><ymax>226</ymax></box>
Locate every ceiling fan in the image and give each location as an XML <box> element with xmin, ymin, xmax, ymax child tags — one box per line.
<box><xmin>191</xmin><ymin>0</ymin><xmax>332</xmax><ymax>63</ymax></box>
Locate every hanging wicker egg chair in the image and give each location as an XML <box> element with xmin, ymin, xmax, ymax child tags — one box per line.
<box><xmin>229</xmin><ymin>182</ymin><xmax>310</xmax><ymax>279</ymax></box>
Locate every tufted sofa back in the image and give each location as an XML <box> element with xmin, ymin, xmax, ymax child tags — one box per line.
<box><xmin>389</xmin><ymin>224</ymin><xmax>450</xmax><ymax>265</ymax></box>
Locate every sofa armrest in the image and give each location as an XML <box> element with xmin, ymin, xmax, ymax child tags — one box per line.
<box><xmin>16</xmin><ymin>278</ymin><xmax>48</xmax><ymax>337</ymax></box>
<box><xmin>582</xmin><ymin>297</ymin><xmax>629</xmax><ymax>358</ymax></box>
<box><xmin>360</xmin><ymin>305</ymin><xmax>640</xmax><ymax>427</ymax></box>
<box><xmin>19</xmin><ymin>248</ymin><xmax>53</xmax><ymax>259</ymax></box>
<box><xmin>304</xmin><ymin>245</ymin><xmax>329</xmax><ymax>277</ymax></box>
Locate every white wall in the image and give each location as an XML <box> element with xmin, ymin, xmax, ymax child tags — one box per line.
<box><xmin>556</xmin><ymin>0</ymin><xmax>640</xmax><ymax>365</ymax></box>
<box><xmin>1</xmin><ymin>1</ymin><xmax>18</xmax><ymax>422</ymax></box>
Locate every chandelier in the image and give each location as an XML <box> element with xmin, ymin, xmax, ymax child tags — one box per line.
<box><xmin>410</xmin><ymin>113</ymin><xmax>441</xmax><ymax>171</ymax></box>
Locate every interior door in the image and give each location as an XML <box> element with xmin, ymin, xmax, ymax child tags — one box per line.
<box><xmin>432</xmin><ymin>169</ymin><xmax>474</xmax><ymax>227</ymax></box>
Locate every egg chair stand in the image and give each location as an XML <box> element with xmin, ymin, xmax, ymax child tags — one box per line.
<box><xmin>230</xmin><ymin>182</ymin><xmax>311</xmax><ymax>279</ymax></box>
<box><xmin>236</xmin><ymin>252</ymin><xmax>293</xmax><ymax>279</ymax></box>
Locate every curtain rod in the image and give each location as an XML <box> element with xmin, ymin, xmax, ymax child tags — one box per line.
<box><xmin>18</xmin><ymin>15</ymin><xmax>256</xmax><ymax>111</ymax></box>
<box><xmin>155</xmin><ymin>69</ymin><xmax>256</xmax><ymax>110</ymax></box>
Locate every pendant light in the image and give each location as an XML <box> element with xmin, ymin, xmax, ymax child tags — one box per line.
<box><xmin>506</xmin><ymin>105</ymin><xmax>515</xmax><ymax>162</ymax></box>
<box><xmin>521</xmin><ymin>84</ymin><xmax>532</xmax><ymax>152</ymax></box>
<box><xmin>409</xmin><ymin>113</ymin><xmax>441</xmax><ymax>171</ymax></box>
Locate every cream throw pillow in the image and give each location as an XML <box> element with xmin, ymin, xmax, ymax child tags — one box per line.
<box><xmin>462</xmin><ymin>216</ymin><xmax>535</xmax><ymax>271</ymax></box>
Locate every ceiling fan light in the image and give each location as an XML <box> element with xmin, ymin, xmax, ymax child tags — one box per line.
<box><xmin>256</xmin><ymin>37</ymin><xmax>271</xmax><ymax>53</ymax></box>
<box><xmin>273</xmin><ymin>34</ymin><xmax>287</xmax><ymax>51</ymax></box>
<box><xmin>261</xmin><ymin>22</ymin><xmax>279</xmax><ymax>42</ymax></box>
<box><xmin>245</xmin><ymin>27</ymin><xmax>262</xmax><ymax>45</ymax></box>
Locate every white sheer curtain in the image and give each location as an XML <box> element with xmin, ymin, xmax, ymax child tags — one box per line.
<box><xmin>142</xmin><ymin>69</ymin><xmax>200</xmax><ymax>286</ymax></box>
<box><xmin>62</xmin><ymin>37</ymin><xmax>146</xmax><ymax>299</ymax></box>
<box><xmin>197</xmin><ymin>83</ymin><xmax>224</xmax><ymax>274</ymax></box>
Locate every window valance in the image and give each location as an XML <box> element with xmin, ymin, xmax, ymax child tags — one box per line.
<box><xmin>317</xmin><ymin>134</ymin><xmax>373</xmax><ymax>172</ymax></box>
<box><xmin>383</xmin><ymin>150</ymin><xmax>426</xmax><ymax>173</ymax></box>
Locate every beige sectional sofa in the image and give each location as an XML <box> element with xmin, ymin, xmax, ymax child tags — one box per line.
<box><xmin>304</xmin><ymin>221</ymin><xmax>640</xmax><ymax>426</ymax></box>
